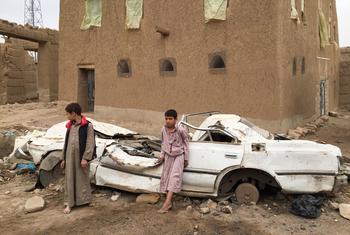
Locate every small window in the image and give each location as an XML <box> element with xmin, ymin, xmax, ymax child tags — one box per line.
<box><xmin>292</xmin><ymin>57</ymin><xmax>297</xmax><ymax>77</ymax></box>
<box><xmin>159</xmin><ymin>58</ymin><xmax>176</xmax><ymax>76</ymax></box>
<box><xmin>117</xmin><ymin>59</ymin><xmax>131</xmax><ymax>77</ymax></box>
<box><xmin>301</xmin><ymin>57</ymin><xmax>306</xmax><ymax>75</ymax></box>
<box><xmin>209</xmin><ymin>52</ymin><xmax>226</xmax><ymax>73</ymax></box>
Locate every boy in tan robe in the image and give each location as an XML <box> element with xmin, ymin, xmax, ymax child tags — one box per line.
<box><xmin>60</xmin><ymin>103</ymin><xmax>95</xmax><ymax>214</ymax></box>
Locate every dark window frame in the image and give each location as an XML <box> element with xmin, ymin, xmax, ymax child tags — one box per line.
<box><xmin>208</xmin><ymin>52</ymin><xmax>226</xmax><ymax>74</ymax></box>
<box><xmin>159</xmin><ymin>58</ymin><xmax>177</xmax><ymax>77</ymax></box>
<box><xmin>117</xmin><ymin>58</ymin><xmax>132</xmax><ymax>78</ymax></box>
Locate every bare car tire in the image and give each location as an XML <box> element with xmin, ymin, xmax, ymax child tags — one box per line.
<box><xmin>235</xmin><ymin>183</ymin><xmax>260</xmax><ymax>204</ymax></box>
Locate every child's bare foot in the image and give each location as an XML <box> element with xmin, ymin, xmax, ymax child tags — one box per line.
<box><xmin>63</xmin><ymin>206</ymin><xmax>71</xmax><ymax>214</ymax></box>
<box><xmin>157</xmin><ymin>203</ymin><xmax>172</xmax><ymax>214</ymax></box>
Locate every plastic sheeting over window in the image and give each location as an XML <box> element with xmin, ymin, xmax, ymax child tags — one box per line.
<box><xmin>126</xmin><ymin>0</ymin><xmax>143</xmax><ymax>29</ymax></box>
<box><xmin>204</xmin><ymin>0</ymin><xmax>228</xmax><ymax>23</ymax></box>
<box><xmin>81</xmin><ymin>0</ymin><xmax>102</xmax><ymax>30</ymax></box>
<box><xmin>319</xmin><ymin>9</ymin><xmax>330</xmax><ymax>48</ymax></box>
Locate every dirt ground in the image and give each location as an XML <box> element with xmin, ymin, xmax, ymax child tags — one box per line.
<box><xmin>0</xmin><ymin>102</ymin><xmax>350</xmax><ymax>235</ymax></box>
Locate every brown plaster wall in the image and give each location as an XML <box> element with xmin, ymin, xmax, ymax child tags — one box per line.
<box><xmin>59</xmin><ymin>0</ymin><xmax>339</xmax><ymax>130</ymax></box>
<box><xmin>340</xmin><ymin>48</ymin><xmax>350</xmax><ymax>107</ymax></box>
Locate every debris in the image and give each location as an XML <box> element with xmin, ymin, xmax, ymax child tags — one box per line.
<box><xmin>339</xmin><ymin>204</ymin><xmax>350</xmax><ymax>220</ymax></box>
<box><xmin>329</xmin><ymin>202</ymin><xmax>339</xmax><ymax>210</ymax></box>
<box><xmin>23</xmin><ymin>184</ymin><xmax>36</xmax><ymax>192</ymax></box>
<box><xmin>16</xmin><ymin>163</ymin><xmax>36</xmax><ymax>173</ymax></box>
<box><xmin>184</xmin><ymin>197</ymin><xmax>192</xmax><ymax>205</ymax></box>
<box><xmin>10</xmin><ymin>163</ymin><xmax>18</xmax><ymax>170</ymax></box>
<box><xmin>289</xmin><ymin>195</ymin><xmax>324</xmax><ymax>219</ymax></box>
<box><xmin>202</xmin><ymin>199</ymin><xmax>217</xmax><ymax>210</ymax></box>
<box><xmin>186</xmin><ymin>205</ymin><xmax>193</xmax><ymax>213</ymax></box>
<box><xmin>94</xmin><ymin>193</ymin><xmax>106</xmax><ymax>198</ymax></box>
<box><xmin>136</xmin><ymin>193</ymin><xmax>160</xmax><ymax>204</ymax></box>
<box><xmin>111</xmin><ymin>192</ymin><xmax>121</xmax><ymax>202</ymax></box>
<box><xmin>55</xmin><ymin>185</ymin><xmax>64</xmax><ymax>193</ymax></box>
<box><xmin>34</xmin><ymin>189</ymin><xmax>42</xmax><ymax>194</ymax></box>
<box><xmin>200</xmin><ymin>207</ymin><xmax>210</xmax><ymax>214</ymax></box>
<box><xmin>287</xmin><ymin>129</ymin><xmax>301</xmax><ymax>139</ymax></box>
<box><xmin>24</xmin><ymin>196</ymin><xmax>45</xmax><ymax>213</ymax></box>
<box><xmin>218</xmin><ymin>200</ymin><xmax>229</xmax><ymax>206</ymax></box>
<box><xmin>329</xmin><ymin>111</ymin><xmax>339</xmax><ymax>117</ymax></box>
<box><xmin>295</xmin><ymin>127</ymin><xmax>309</xmax><ymax>136</ymax></box>
<box><xmin>320</xmin><ymin>115</ymin><xmax>329</xmax><ymax>122</ymax></box>
<box><xmin>221</xmin><ymin>205</ymin><xmax>233</xmax><ymax>214</ymax></box>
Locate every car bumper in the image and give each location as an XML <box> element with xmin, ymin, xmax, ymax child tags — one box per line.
<box><xmin>333</xmin><ymin>174</ymin><xmax>348</xmax><ymax>193</ymax></box>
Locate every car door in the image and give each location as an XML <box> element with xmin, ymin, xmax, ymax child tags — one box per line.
<box><xmin>182</xmin><ymin>141</ymin><xmax>244</xmax><ymax>193</ymax></box>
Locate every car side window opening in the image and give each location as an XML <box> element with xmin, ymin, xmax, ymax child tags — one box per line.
<box><xmin>201</xmin><ymin>131</ymin><xmax>236</xmax><ymax>143</ymax></box>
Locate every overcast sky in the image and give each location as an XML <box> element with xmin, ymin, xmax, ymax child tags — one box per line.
<box><xmin>0</xmin><ymin>0</ymin><xmax>349</xmax><ymax>46</ymax></box>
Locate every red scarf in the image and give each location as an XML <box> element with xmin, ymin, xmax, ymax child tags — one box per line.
<box><xmin>65</xmin><ymin>116</ymin><xmax>88</xmax><ymax>129</ymax></box>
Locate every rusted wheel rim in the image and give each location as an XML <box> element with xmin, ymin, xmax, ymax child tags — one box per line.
<box><xmin>235</xmin><ymin>183</ymin><xmax>260</xmax><ymax>204</ymax></box>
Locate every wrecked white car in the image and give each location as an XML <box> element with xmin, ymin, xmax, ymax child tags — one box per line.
<box><xmin>10</xmin><ymin>112</ymin><xmax>348</xmax><ymax>203</ymax></box>
<box><xmin>91</xmin><ymin>112</ymin><xmax>348</xmax><ymax>203</ymax></box>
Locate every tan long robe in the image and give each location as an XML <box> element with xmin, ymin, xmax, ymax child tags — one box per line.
<box><xmin>64</xmin><ymin>122</ymin><xmax>94</xmax><ymax>207</ymax></box>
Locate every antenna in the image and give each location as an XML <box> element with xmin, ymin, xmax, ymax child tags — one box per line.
<box><xmin>24</xmin><ymin>0</ymin><xmax>43</xmax><ymax>27</ymax></box>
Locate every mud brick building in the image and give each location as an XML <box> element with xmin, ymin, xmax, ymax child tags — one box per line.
<box><xmin>59</xmin><ymin>0</ymin><xmax>340</xmax><ymax>131</ymax></box>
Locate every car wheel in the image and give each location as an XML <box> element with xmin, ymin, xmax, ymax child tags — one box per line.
<box><xmin>235</xmin><ymin>182</ymin><xmax>260</xmax><ymax>204</ymax></box>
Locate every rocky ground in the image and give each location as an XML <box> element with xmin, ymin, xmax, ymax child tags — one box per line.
<box><xmin>0</xmin><ymin>102</ymin><xmax>350</xmax><ymax>235</ymax></box>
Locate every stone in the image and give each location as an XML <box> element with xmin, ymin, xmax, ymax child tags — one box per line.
<box><xmin>287</xmin><ymin>129</ymin><xmax>301</xmax><ymax>139</ymax></box>
<box><xmin>314</xmin><ymin>119</ymin><xmax>324</xmax><ymax>127</ymax></box>
<box><xmin>34</xmin><ymin>189</ymin><xmax>41</xmax><ymax>194</ymax></box>
<box><xmin>272</xmin><ymin>202</ymin><xmax>278</xmax><ymax>207</ymax></box>
<box><xmin>339</xmin><ymin>204</ymin><xmax>350</xmax><ymax>220</ymax></box>
<box><xmin>10</xmin><ymin>163</ymin><xmax>17</xmax><ymax>170</ymax></box>
<box><xmin>0</xmin><ymin>159</ymin><xmax>4</xmax><ymax>165</ymax></box>
<box><xmin>23</xmin><ymin>184</ymin><xmax>36</xmax><ymax>192</ymax></box>
<box><xmin>211</xmin><ymin>211</ymin><xmax>221</xmax><ymax>216</ymax></box>
<box><xmin>221</xmin><ymin>205</ymin><xmax>233</xmax><ymax>214</ymax></box>
<box><xmin>136</xmin><ymin>193</ymin><xmax>160</xmax><ymax>204</ymax></box>
<box><xmin>186</xmin><ymin>205</ymin><xmax>194</xmax><ymax>213</ymax></box>
<box><xmin>320</xmin><ymin>115</ymin><xmax>329</xmax><ymax>122</ymax></box>
<box><xmin>296</xmin><ymin>127</ymin><xmax>309</xmax><ymax>136</ymax></box>
<box><xmin>111</xmin><ymin>192</ymin><xmax>121</xmax><ymax>202</ymax></box>
<box><xmin>329</xmin><ymin>201</ymin><xmax>339</xmax><ymax>210</ymax></box>
<box><xmin>5</xmin><ymin>191</ymin><xmax>11</xmax><ymax>195</ymax></box>
<box><xmin>200</xmin><ymin>207</ymin><xmax>210</xmax><ymax>214</ymax></box>
<box><xmin>203</xmin><ymin>199</ymin><xmax>217</xmax><ymax>210</ymax></box>
<box><xmin>305</xmin><ymin>123</ymin><xmax>317</xmax><ymax>129</ymax></box>
<box><xmin>184</xmin><ymin>197</ymin><xmax>192</xmax><ymax>205</ymax></box>
<box><xmin>194</xmin><ymin>225</ymin><xmax>199</xmax><ymax>230</ymax></box>
<box><xmin>55</xmin><ymin>185</ymin><xmax>64</xmax><ymax>193</ymax></box>
<box><xmin>328</xmin><ymin>111</ymin><xmax>339</xmax><ymax>117</ymax></box>
<box><xmin>24</xmin><ymin>196</ymin><xmax>45</xmax><ymax>213</ymax></box>
<box><xmin>218</xmin><ymin>200</ymin><xmax>229</xmax><ymax>206</ymax></box>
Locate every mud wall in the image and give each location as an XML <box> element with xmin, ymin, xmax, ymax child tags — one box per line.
<box><xmin>59</xmin><ymin>0</ymin><xmax>340</xmax><ymax>131</ymax></box>
<box><xmin>0</xmin><ymin>38</ymin><xmax>38</xmax><ymax>104</ymax></box>
<box><xmin>340</xmin><ymin>48</ymin><xmax>350</xmax><ymax>108</ymax></box>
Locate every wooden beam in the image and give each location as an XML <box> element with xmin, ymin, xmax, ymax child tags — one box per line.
<box><xmin>155</xmin><ymin>26</ymin><xmax>170</xmax><ymax>37</ymax></box>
